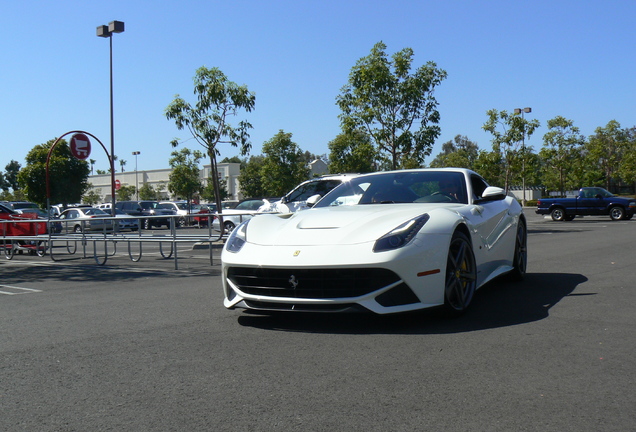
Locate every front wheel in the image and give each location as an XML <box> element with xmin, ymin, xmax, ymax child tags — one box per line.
<box><xmin>443</xmin><ymin>231</ymin><xmax>477</xmax><ymax>316</ymax></box>
<box><xmin>609</xmin><ymin>206</ymin><xmax>625</xmax><ymax>221</ymax></box>
<box><xmin>224</xmin><ymin>221</ymin><xmax>236</xmax><ymax>233</ymax></box>
<box><xmin>551</xmin><ymin>207</ymin><xmax>566</xmax><ymax>221</ymax></box>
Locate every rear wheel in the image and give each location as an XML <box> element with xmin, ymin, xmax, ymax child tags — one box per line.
<box><xmin>443</xmin><ymin>231</ymin><xmax>477</xmax><ymax>316</ymax></box>
<box><xmin>509</xmin><ymin>221</ymin><xmax>527</xmax><ymax>281</ymax></box>
<box><xmin>74</xmin><ymin>225</ymin><xmax>83</xmax><ymax>233</ymax></box>
<box><xmin>609</xmin><ymin>206</ymin><xmax>625</xmax><ymax>221</ymax></box>
<box><xmin>551</xmin><ymin>207</ymin><xmax>566</xmax><ymax>221</ymax></box>
<box><xmin>224</xmin><ymin>221</ymin><xmax>236</xmax><ymax>233</ymax></box>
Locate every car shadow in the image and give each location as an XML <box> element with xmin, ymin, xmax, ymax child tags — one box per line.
<box><xmin>236</xmin><ymin>272</ymin><xmax>588</xmax><ymax>334</ymax></box>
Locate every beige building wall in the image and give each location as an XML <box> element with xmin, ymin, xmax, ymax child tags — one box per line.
<box><xmin>88</xmin><ymin>162</ymin><xmax>241</xmax><ymax>203</ymax></box>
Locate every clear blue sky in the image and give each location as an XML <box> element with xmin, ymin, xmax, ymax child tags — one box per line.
<box><xmin>2</xmin><ymin>0</ymin><xmax>635</xmax><ymax>174</ymax></box>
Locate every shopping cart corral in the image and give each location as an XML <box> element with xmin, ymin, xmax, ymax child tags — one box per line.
<box><xmin>1</xmin><ymin>214</ymin><xmax>226</xmax><ymax>269</ymax></box>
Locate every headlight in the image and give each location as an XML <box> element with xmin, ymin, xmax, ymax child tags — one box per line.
<box><xmin>225</xmin><ymin>219</ymin><xmax>250</xmax><ymax>253</ymax></box>
<box><xmin>373</xmin><ymin>214</ymin><xmax>430</xmax><ymax>252</ymax></box>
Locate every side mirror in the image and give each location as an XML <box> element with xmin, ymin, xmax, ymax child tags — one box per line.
<box><xmin>475</xmin><ymin>186</ymin><xmax>506</xmax><ymax>203</ymax></box>
<box><xmin>306</xmin><ymin>194</ymin><xmax>322</xmax><ymax>208</ymax></box>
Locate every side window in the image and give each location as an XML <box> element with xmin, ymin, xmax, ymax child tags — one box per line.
<box><xmin>470</xmin><ymin>175</ymin><xmax>489</xmax><ymax>200</ymax></box>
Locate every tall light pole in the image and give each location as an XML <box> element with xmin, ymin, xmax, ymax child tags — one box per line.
<box><xmin>514</xmin><ymin>107</ymin><xmax>532</xmax><ymax>206</ymax></box>
<box><xmin>97</xmin><ymin>20</ymin><xmax>125</xmax><ymax>216</ymax></box>
<box><xmin>132</xmin><ymin>151</ymin><xmax>140</xmax><ymax>200</ymax></box>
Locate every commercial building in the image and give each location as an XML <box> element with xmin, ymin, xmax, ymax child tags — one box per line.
<box><xmin>87</xmin><ymin>162</ymin><xmax>241</xmax><ymax>203</ymax></box>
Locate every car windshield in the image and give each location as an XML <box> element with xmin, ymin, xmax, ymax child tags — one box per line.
<box><xmin>314</xmin><ymin>171</ymin><xmax>468</xmax><ymax>208</ymax></box>
<box><xmin>235</xmin><ymin>200</ymin><xmax>265</xmax><ymax>211</ymax></box>
<box><xmin>286</xmin><ymin>180</ymin><xmax>343</xmax><ymax>202</ymax></box>
<box><xmin>140</xmin><ymin>202</ymin><xmax>159</xmax><ymax>210</ymax></box>
<box><xmin>84</xmin><ymin>208</ymin><xmax>108</xmax><ymax>216</ymax></box>
<box><xmin>12</xmin><ymin>202</ymin><xmax>38</xmax><ymax>209</ymax></box>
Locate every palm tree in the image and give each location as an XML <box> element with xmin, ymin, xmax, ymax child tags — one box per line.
<box><xmin>89</xmin><ymin>159</ymin><xmax>96</xmax><ymax>175</ymax></box>
<box><xmin>120</xmin><ymin>159</ymin><xmax>127</xmax><ymax>172</ymax></box>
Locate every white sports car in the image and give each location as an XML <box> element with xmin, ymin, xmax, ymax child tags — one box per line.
<box><xmin>221</xmin><ymin>168</ymin><xmax>527</xmax><ymax>315</ymax></box>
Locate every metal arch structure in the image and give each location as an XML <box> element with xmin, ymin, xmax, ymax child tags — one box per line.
<box><xmin>45</xmin><ymin>130</ymin><xmax>113</xmax><ymax>215</ymax></box>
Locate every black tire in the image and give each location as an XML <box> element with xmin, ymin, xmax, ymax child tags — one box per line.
<box><xmin>178</xmin><ymin>217</ymin><xmax>187</xmax><ymax>228</ymax></box>
<box><xmin>509</xmin><ymin>221</ymin><xmax>527</xmax><ymax>281</ymax></box>
<box><xmin>609</xmin><ymin>206</ymin><xmax>625</xmax><ymax>221</ymax></box>
<box><xmin>224</xmin><ymin>221</ymin><xmax>236</xmax><ymax>233</ymax></box>
<box><xmin>143</xmin><ymin>219</ymin><xmax>151</xmax><ymax>230</ymax></box>
<box><xmin>74</xmin><ymin>225</ymin><xmax>83</xmax><ymax>233</ymax></box>
<box><xmin>550</xmin><ymin>207</ymin><xmax>566</xmax><ymax>221</ymax></box>
<box><xmin>443</xmin><ymin>231</ymin><xmax>477</xmax><ymax>316</ymax></box>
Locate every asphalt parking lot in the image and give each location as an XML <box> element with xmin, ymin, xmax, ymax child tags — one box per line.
<box><xmin>1</xmin><ymin>212</ymin><xmax>634</xmax><ymax>431</ymax></box>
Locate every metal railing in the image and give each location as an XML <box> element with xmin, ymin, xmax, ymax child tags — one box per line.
<box><xmin>0</xmin><ymin>212</ymin><xmax>249</xmax><ymax>269</ymax></box>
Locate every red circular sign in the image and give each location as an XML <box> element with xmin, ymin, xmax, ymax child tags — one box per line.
<box><xmin>69</xmin><ymin>133</ymin><xmax>91</xmax><ymax>160</ymax></box>
<box><xmin>115</xmin><ymin>180</ymin><xmax>121</xmax><ymax>190</ymax></box>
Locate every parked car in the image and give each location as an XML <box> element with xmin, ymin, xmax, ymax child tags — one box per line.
<box><xmin>115</xmin><ymin>201</ymin><xmax>175</xmax><ymax>229</ymax></box>
<box><xmin>258</xmin><ymin>174</ymin><xmax>359</xmax><ymax>214</ymax></box>
<box><xmin>49</xmin><ymin>203</ymin><xmax>93</xmax><ymax>218</ymax></box>
<box><xmin>212</xmin><ymin>198</ymin><xmax>274</xmax><ymax>233</ymax></box>
<box><xmin>94</xmin><ymin>203</ymin><xmax>112</xmax><ymax>211</ymax></box>
<box><xmin>5</xmin><ymin>201</ymin><xmax>40</xmax><ymax>212</ymax></box>
<box><xmin>222</xmin><ymin>168</ymin><xmax>527</xmax><ymax>316</ymax></box>
<box><xmin>536</xmin><ymin>187</ymin><xmax>636</xmax><ymax>221</ymax></box>
<box><xmin>112</xmin><ymin>208</ymin><xmax>139</xmax><ymax>231</ymax></box>
<box><xmin>158</xmin><ymin>201</ymin><xmax>205</xmax><ymax>227</ymax></box>
<box><xmin>59</xmin><ymin>207</ymin><xmax>113</xmax><ymax>233</ymax></box>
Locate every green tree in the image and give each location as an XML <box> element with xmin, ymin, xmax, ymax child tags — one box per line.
<box><xmin>116</xmin><ymin>185</ymin><xmax>136</xmax><ymax>201</ymax></box>
<box><xmin>473</xmin><ymin>149</ymin><xmax>504</xmax><ymax>186</ymax></box>
<box><xmin>336</xmin><ymin>41</ymin><xmax>447</xmax><ymax>170</ymax></box>
<box><xmin>429</xmin><ymin>135</ymin><xmax>479</xmax><ymax>169</ymax></box>
<box><xmin>168</xmin><ymin>148</ymin><xmax>203</xmax><ymax>202</ymax></box>
<box><xmin>327</xmin><ymin>130</ymin><xmax>376</xmax><ymax>174</ymax></box>
<box><xmin>119</xmin><ymin>159</ymin><xmax>127</xmax><ymax>172</ymax></box>
<box><xmin>238</xmin><ymin>155</ymin><xmax>267</xmax><ymax>198</ymax></box>
<box><xmin>539</xmin><ymin>116</ymin><xmax>585</xmax><ymax>195</ymax></box>
<box><xmin>0</xmin><ymin>171</ymin><xmax>7</xmax><ymax>192</ymax></box>
<box><xmin>83</xmin><ymin>189</ymin><xmax>102</xmax><ymax>205</ymax></box>
<box><xmin>482</xmin><ymin>109</ymin><xmax>540</xmax><ymax>192</ymax></box>
<box><xmin>584</xmin><ymin>120</ymin><xmax>628</xmax><ymax>190</ymax></box>
<box><xmin>201</xmin><ymin>176</ymin><xmax>229</xmax><ymax>203</ymax></box>
<box><xmin>138</xmin><ymin>183</ymin><xmax>158</xmax><ymax>200</ymax></box>
<box><xmin>166</xmin><ymin>66</ymin><xmax>255</xmax><ymax>219</ymax></box>
<box><xmin>17</xmin><ymin>139</ymin><xmax>90</xmax><ymax>208</ymax></box>
<box><xmin>5</xmin><ymin>160</ymin><xmax>21</xmax><ymax>191</ymax></box>
<box><xmin>617</xmin><ymin>126</ymin><xmax>636</xmax><ymax>190</ymax></box>
<box><xmin>260</xmin><ymin>130</ymin><xmax>310</xmax><ymax>196</ymax></box>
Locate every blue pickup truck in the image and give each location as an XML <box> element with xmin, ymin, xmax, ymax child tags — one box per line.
<box><xmin>536</xmin><ymin>187</ymin><xmax>636</xmax><ymax>221</ymax></box>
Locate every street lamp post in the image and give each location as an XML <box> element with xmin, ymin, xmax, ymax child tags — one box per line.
<box><xmin>132</xmin><ymin>151</ymin><xmax>140</xmax><ymax>200</ymax></box>
<box><xmin>514</xmin><ymin>107</ymin><xmax>532</xmax><ymax>206</ymax></box>
<box><xmin>97</xmin><ymin>20</ymin><xmax>125</xmax><ymax>216</ymax></box>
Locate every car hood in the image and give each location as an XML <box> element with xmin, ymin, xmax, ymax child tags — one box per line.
<box><xmin>245</xmin><ymin>204</ymin><xmax>462</xmax><ymax>246</ymax></box>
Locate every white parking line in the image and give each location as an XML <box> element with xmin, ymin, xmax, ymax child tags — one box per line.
<box><xmin>0</xmin><ymin>285</ymin><xmax>43</xmax><ymax>295</ymax></box>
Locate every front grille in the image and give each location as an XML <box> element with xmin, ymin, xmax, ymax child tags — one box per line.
<box><xmin>227</xmin><ymin>267</ymin><xmax>400</xmax><ymax>299</ymax></box>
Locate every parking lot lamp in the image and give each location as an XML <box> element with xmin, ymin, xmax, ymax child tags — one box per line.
<box><xmin>132</xmin><ymin>151</ymin><xmax>140</xmax><ymax>200</ymax></box>
<box><xmin>514</xmin><ymin>107</ymin><xmax>532</xmax><ymax>206</ymax></box>
<box><xmin>97</xmin><ymin>20</ymin><xmax>125</xmax><ymax>215</ymax></box>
